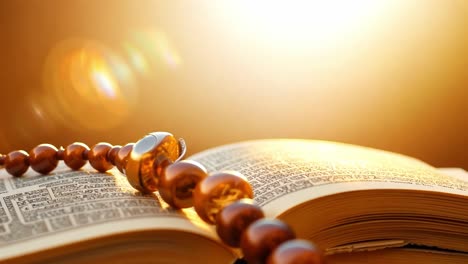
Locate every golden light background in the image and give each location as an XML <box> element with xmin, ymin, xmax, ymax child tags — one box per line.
<box><xmin>0</xmin><ymin>0</ymin><xmax>467</xmax><ymax>168</ymax></box>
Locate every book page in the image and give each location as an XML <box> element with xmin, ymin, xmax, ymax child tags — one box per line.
<box><xmin>438</xmin><ymin>168</ymin><xmax>468</xmax><ymax>183</ymax></box>
<box><xmin>0</xmin><ymin>164</ymin><xmax>216</xmax><ymax>261</ymax></box>
<box><xmin>190</xmin><ymin>139</ymin><xmax>468</xmax><ymax>216</ymax></box>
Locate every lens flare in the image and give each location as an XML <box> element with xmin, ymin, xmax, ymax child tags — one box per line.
<box><xmin>127</xmin><ymin>30</ymin><xmax>182</xmax><ymax>70</ymax></box>
<box><xmin>40</xmin><ymin>29</ymin><xmax>181</xmax><ymax>131</ymax></box>
<box><xmin>42</xmin><ymin>39</ymin><xmax>138</xmax><ymax>131</ymax></box>
<box><xmin>154</xmin><ymin>33</ymin><xmax>182</xmax><ymax>68</ymax></box>
<box><xmin>123</xmin><ymin>43</ymin><xmax>149</xmax><ymax>75</ymax></box>
<box><xmin>91</xmin><ymin>70</ymin><xmax>118</xmax><ymax>99</ymax></box>
<box><xmin>31</xmin><ymin>102</ymin><xmax>46</xmax><ymax>120</ymax></box>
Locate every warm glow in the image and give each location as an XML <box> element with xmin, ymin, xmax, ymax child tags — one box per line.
<box><xmin>0</xmin><ymin>1</ymin><xmax>466</xmax><ymax>168</ymax></box>
<box><xmin>214</xmin><ymin>0</ymin><xmax>390</xmax><ymax>49</ymax></box>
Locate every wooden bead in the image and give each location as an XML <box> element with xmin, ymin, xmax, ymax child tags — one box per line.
<box><xmin>115</xmin><ymin>143</ymin><xmax>134</xmax><ymax>173</ymax></box>
<box><xmin>64</xmin><ymin>143</ymin><xmax>89</xmax><ymax>170</ymax></box>
<box><xmin>159</xmin><ymin>160</ymin><xmax>208</xmax><ymax>208</ymax></box>
<box><xmin>216</xmin><ymin>199</ymin><xmax>265</xmax><ymax>247</ymax></box>
<box><xmin>57</xmin><ymin>147</ymin><xmax>65</xmax><ymax>160</ymax></box>
<box><xmin>193</xmin><ymin>171</ymin><xmax>254</xmax><ymax>224</ymax></box>
<box><xmin>240</xmin><ymin>219</ymin><xmax>296</xmax><ymax>264</ymax></box>
<box><xmin>82</xmin><ymin>149</ymin><xmax>89</xmax><ymax>159</ymax></box>
<box><xmin>88</xmin><ymin>143</ymin><xmax>113</xmax><ymax>172</ymax></box>
<box><xmin>107</xmin><ymin>145</ymin><xmax>121</xmax><ymax>165</ymax></box>
<box><xmin>5</xmin><ymin>150</ymin><xmax>30</xmax><ymax>177</ymax></box>
<box><xmin>267</xmin><ymin>239</ymin><xmax>324</xmax><ymax>264</ymax></box>
<box><xmin>29</xmin><ymin>144</ymin><xmax>59</xmax><ymax>174</ymax></box>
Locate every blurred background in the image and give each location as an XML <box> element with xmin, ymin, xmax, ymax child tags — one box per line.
<box><xmin>0</xmin><ymin>0</ymin><xmax>467</xmax><ymax>168</ymax></box>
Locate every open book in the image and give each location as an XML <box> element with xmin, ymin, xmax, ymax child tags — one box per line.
<box><xmin>0</xmin><ymin>139</ymin><xmax>466</xmax><ymax>263</ymax></box>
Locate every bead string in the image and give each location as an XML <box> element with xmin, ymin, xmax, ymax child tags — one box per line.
<box><xmin>0</xmin><ymin>143</ymin><xmax>135</xmax><ymax>177</ymax></box>
<box><xmin>0</xmin><ymin>137</ymin><xmax>324</xmax><ymax>264</ymax></box>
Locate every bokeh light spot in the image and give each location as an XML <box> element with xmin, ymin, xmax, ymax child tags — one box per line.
<box><xmin>42</xmin><ymin>39</ymin><xmax>138</xmax><ymax>131</ymax></box>
<box><xmin>123</xmin><ymin>43</ymin><xmax>149</xmax><ymax>75</ymax></box>
<box><xmin>91</xmin><ymin>70</ymin><xmax>118</xmax><ymax>99</ymax></box>
<box><xmin>127</xmin><ymin>30</ymin><xmax>182</xmax><ymax>70</ymax></box>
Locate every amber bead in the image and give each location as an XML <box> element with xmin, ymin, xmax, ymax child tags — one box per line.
<box><xmin>88</xmin><ymin>143</ymin><xmax>113</xmax><ymax>172</ymax></box>
<box><xmin>29</xmin><ymin>144</ymin><xmax>59</xmax><ymax>174</ymax></box>
<box><xmin>64</xmin><ymin>143</ymin><xmax>90</xmax><ymax>170</ymax></box>
<box><xmin>115</xmin><ymin>143</ymin><xmax>134</xmax><ymax>173</ymax></box>
<box><xmin>267</xmin><ymin>239</ymin><xmax>324</xmax><ymax>264</ymax></box>
<box><xmin>0</xmin><ymin>154</ymin><xmax>5</xmax><ymax>166</ymax></box>
<box><xmin>126</xmin><ymin>132</ymin><xmax>180</xmax><ymax>193</ymax></box>
<box><xmin>240</xmin><ymin>219</ymin><xmax>296</xmax><ymax>264</ymax></box>
<box><xmin>159</xmin><ymin>160</ymin><xmax>208</xmax><ymax>208</ymax></box>
<box><xmin>5</xmin><ymin>150</ymin><xmax>30</xmax><ymax>177</ymax></box>
<box><xmin>216</xmin><ymin>199</ymin><xmax>265</xmax><ymax>247</ymax></box>
<box><xmin>107</xmin><ymin>145</ymin><xmax>121</xmax><ymax>166</ymax></box>
<box><xmin>193</xmin><ymin>171</ymin><xmax>253</xmax><ymax>224</ymax></box>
